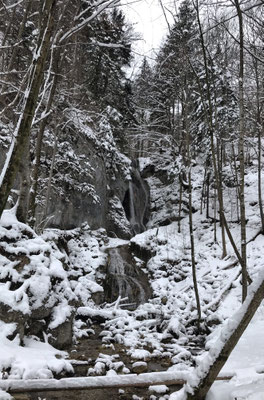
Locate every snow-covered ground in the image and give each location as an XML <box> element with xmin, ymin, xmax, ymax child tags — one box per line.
<box><xmin>0</xmin><ymin>151</ymin><xmax>264</xmax><ymax>400</ymax></box>
<box><xmin>207</xmin><ymin>316</ymin><xmax>264</xmax><ymax>400</ymax></box>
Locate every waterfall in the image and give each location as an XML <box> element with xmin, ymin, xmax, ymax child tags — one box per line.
<box><xmin>104</xmin><ymin>245</ymin><xmax>152</xmax><ymax>309</ymax></box>
<box><xmin>124</xmin><ymin>163</ymin><xmax>149</xmax><ymax>236</ymax></box>
<box><xmin>128</xmin><ymin>181</ymin><xmax>137</xmax><ymax>233</ymax></box>
<box><xmin>133</xmin><ymin>168</ymin><xmax>149</xmax><ymax>232</ymax></box>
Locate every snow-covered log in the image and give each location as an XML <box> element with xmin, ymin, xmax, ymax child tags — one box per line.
<box><xmin>0</xmin><ymin>371</ymin><xmax>187</xmax><ymax>393</ymax></box>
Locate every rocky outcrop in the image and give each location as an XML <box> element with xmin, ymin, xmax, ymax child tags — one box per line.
<box><xmin>140</xmin><ymin>158</ymin><xmax>188</xmax><ymax>229</ymax></box>
<box><xmin>36</xmin><ymin>117</ymin><xmax>132</xmax><ymax>240</ymax></box>
<box><xmin>48</xmin><ymin>315</ymin><xmax>74</xmax><ymax>350</ymax></box>
<box><xmin>0</xmin><ymin>216</ymin><xmax>77</xmax><ymax>348</ymax></box>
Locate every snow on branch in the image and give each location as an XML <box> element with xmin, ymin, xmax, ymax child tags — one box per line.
<box><xmin>59</xmin><ymin>0</ymin><xmax>120</xmax><ymax>44</ymax></box>
<box><xmin>90</xmin><ymin>39</ymin><xmax>129</xmax><ymax>49</ymax></box>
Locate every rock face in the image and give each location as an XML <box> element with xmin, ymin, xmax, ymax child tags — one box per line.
<box><xmin>48</xmin><ymin>316</ymin><xmax>74</xmax><ymax>350</ymax></box>
<box><xmin>1</xmin><ymin>117</ymin><xmax>150</xmax><ymax>240</ymax></box>
<box><xmin>0</xmin><ymin>303</ymin><xmax>27</xmax><ymax>341</ymax></box>
<box><xmin>141</xmin><ymin>157</ymin><xmax>189</xmax><ymax>229</ymax></box>
<box><xmin>36</xmin><ymin>122</ymin><xmax>132</xmax><ymax>239</ymax></box>
<box><xmin>38</xmin><ymin>132</ymin><xmax>151</xmax><ymax>240</ymax></box>
<box><xmin>0</xmin><ymin>217</ymin><xmax>78</xmax><ymax>349</ymax></box>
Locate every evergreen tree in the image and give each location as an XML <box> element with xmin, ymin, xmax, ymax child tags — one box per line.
<box><xmin>149</xmin><ymin>0</ymin><xmax>200</xmax><ymax>149</ymax></box>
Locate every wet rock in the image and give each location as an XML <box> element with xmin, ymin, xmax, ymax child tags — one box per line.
<box><xmin>26</xmin><ymin>318</ymin><xmax>46</xmax><ymax>337</ymax></box>
<box><xmin>36</xmin><ymin>134</ymin><xmax>130</xmax><ymax>240</ymax></box>
<box><xmin>132</xmin><ymin>361</ymin><xmax>148</xmax><ymax>374</ymax></box>
<box><xmin>48</xmin><ymin>316</ymin><xmax>74</xmax><ymax>350</ymax></box>
<box><xmin>0</xmin><ymin>302</ymin><xmax>27</xmax><ymax>341</ymax></box>
<box><xmin>30</xmin><ymin>305</ymin><xmax>53</xmax><ymax>320</ymax></box>
<box><xmin>91</xmin><ymin>291</ymin><xmax>104</xmax><ymax>305</ymax></box>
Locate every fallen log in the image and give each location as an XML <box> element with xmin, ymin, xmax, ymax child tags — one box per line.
<box><xmin>0</xmin><ymin>371</ymin><xmax>235</xmax><ymax>394</ymax></box>
<box><xmin>0</xmin><ymin>371</ymin><xmax>187</xmax><ymax>393</ymax></box>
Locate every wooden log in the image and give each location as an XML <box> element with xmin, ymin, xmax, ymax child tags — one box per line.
<box><xmin>0</xmin><ymin>372</ymin><xmax>187</xmax><ymax>394</ymax></box>
<box><xmin>0</xmin><ymin>371</ymin><xmax>235</xmax><ymax>394</ymax></box>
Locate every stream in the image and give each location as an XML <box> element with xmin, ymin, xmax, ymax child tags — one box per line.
<box><xmin>104</xmin><ymin>244</ymin><xmax>152</xmax><ymax>309</ymax></box>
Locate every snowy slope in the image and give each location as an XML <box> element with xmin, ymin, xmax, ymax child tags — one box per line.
<box><xmin>0</xmin><ymin>150</ymin><xmax>264</xmax><ymax>400</ymax></box>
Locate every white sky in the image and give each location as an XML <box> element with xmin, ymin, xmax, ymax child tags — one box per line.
<box><xmin>122</xmin><ymin>0</ymin><xmax>176</xmax><ymax>75</ymax></box>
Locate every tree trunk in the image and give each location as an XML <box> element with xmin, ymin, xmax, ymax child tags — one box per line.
<box><xmin>27</xmin><ymin>47</ymin><xmax>62</xmax><ymax>227</ymax></box>
<box><xmin>16</xmin><ymin>137</ymin><xmax>30</xmax><ymax>223</ymax></box>
<box><xmin>185</xmin><ymin>96</ymin><xmax>201</xmax><ymax>327</ymax></box>
<box><xmin>178</xmin><ymin>178</ymin><xmax>183</xmax><ymax>233</ymax></box>
<box><xmin>255</xmin><ymin>59</ymin><xmax>264</xmax><ymax>232</ymax></box>
<box><xmin>234</xmin><ymin>0</ymin><xmax>247</xmax><ymax>301</ymax></box>
<box><xmin>38</xmin><ymin>126</ymin><xmax>58</xmax><ymax>232</ymax></box>
<box><xmin>206</xmin><ymin>171</ymin><xmax>210</xmax><ymax>219</ymax></box>
<box><xmin>217</xmin><ymin>140</ymin><xmax>227</xmax><ymax>258</ymax></box>
<box><xmin>0</xmin><ymin>0</ymin><xmax>56</xmax><ymax>218</ymax></box>
<box><xmin>200</xmin><ymin>167</ymin><xmax>207</xmax><ymax>215</ymax></box>
<box><xmin>186</xmin><ymin>274</ymin><xmax>264</xmax><ymax>399</ymax></box>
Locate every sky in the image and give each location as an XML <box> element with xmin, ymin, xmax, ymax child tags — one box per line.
<box><xmin>122</xmin><ymin>0</ymin><xmax>176</xmax><ymax>75</ymax></box>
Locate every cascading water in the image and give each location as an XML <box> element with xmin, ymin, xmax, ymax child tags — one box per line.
<box><xmin>123</xmin><ymin>161</ymin><xmax>149</xmax><ymax>235</ymax></box>
<box><xmin>133</xmin><ymin>168</ymin><xmax>149</xmax><ymax>232</ymax></box>
<box><xmin>104</xmin><ymin>245</ymin><xmax>152</xmax><ymax>309</ymax></box>
<box><xmin>128</xmin><ymin>181</ymin><xmax>137</xmax><ymax>233</ymax></box>
<box><xmin>104</xmin><ymin>160</ymin><xmax>151</xmax><ymax>309</ymax></box>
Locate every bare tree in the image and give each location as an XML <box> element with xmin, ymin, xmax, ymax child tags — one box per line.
<box><xmin>233</xmin><ymin>0</ymin><xmax>247</xmax><ymax>301</ymax></box>
<box><xmin>0</xmin><ymin>0</ymin><xmax>57</xmax><ymax>217</ymax></box>
<box><xmin>0</xmin><ymin>0</ymin><xmax>121</xmax><ymax>220</ymax></box>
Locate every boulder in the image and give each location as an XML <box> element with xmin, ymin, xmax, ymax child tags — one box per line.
<box><xmin>48</xmin><ymin>316</ymin><xmax>74</xmax><ymax>350</ymax></box>
<box><xmin>0</xmin><ymin>302</ymin><xmax>28</xmax><ymax>341</ymax></box>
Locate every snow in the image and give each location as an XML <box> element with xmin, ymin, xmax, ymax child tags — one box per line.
<box><xmin>0</xmin><ymin>321</ymin><xmax>72</xmax><ymax>380</ymax></box>
<box><xmin>0</xmin><ymin>390</ymin><xmax>12</xmax><ymax>400</ymax></box>
<box><xmin>49</xmin><ymin>302</ymin><xmax>72</xmax><ymax>330</ymax></box>
<box><xmin>1</xmin><ymin>144</ymin><xmax>264</xmax><ymax>400</ymax></box>
<box><xmin>206</xmin><ymin>315</ymin><xmax>264</xmax><ymax>399</ymax></box>
<box><xmin>149</xmin><ymin>385</ymin><xmax>169</xmax><ymax>394</ymax></box>
<box><xmin>0</xmin><ymin>371</ymin><xmax>189</xmax><ymax>392</ymax></box>
<box><xmin>131</xmin><ymin>349</ymin><xmax>152</xmax><ymax>361</ymax></box>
